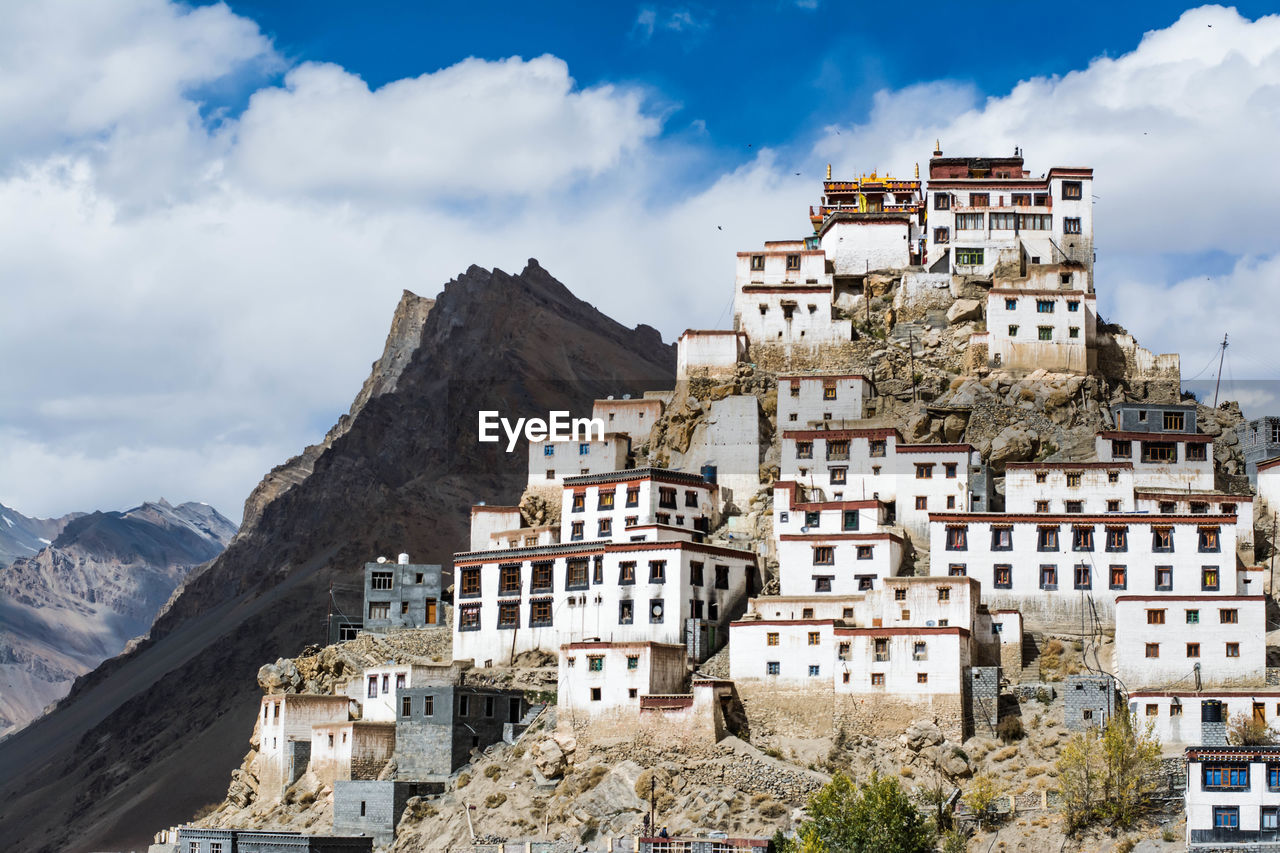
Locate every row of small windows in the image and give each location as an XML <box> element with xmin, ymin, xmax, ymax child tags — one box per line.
<box><xmin>954</xmin><ymin>562</ymin><xmax>1223</xmax><ymax>591</ymax></box>
<box><xmin>934</xmin><ymin>186</ymin><xmax>1081</xmax><ymax>210</ymax></box>
<box><xmin>793</xmin><ymin>438</ymin><xmax>901</xmax><ymax>460</ymax></box>
<box><xmin>1006</xmin><ymin>325</ymin><xmax>1081</xmax><ymax>340</ymax></box>
<box><xmin>460</xmin><ymin>596</ymin><xmax>703</xmax><ymax>630</ymax></box>
<box><xmin>943</xmin><ymin>524</ymin><xmax>1221</xmax><ymax>553</ymax></box>
<box><xmin>1111</xmin><ymin>439</ymin><xmax>1209</xmax><ymax>463</ymax></box>
<box><xmin>461</xmin><ymin>560</ymin><xmax>732</xmax><ymax>598</ymax></box>
<box><xmin>1003</xmin><ymin>298</ymin><xmax>1082</xmax><ymax>313</ymax></box>
<box><xmin>811</xmin><ymin>544</ymin><xmax>880</xmax><ymax>563</ymax></box>
<box><xmin>749</xmin><ymin>254</ymin><xmax>803</xmax><ymax>271</ymax></box>
<box><xmin>567</xmin><ymin>513</ymin><xmax>709</xmax><ymax>540</ymax></box>
<box><xmin>1143</xmin><ymin>641</ymin><xmax>1241</xmax><ymax>658</ymax></box>
<box><xmin>569</xmin><ymin>487</ymin><xmax>700</xmax><ymax>512</ymax></box>
<box><xmin>780</xmin><ymin>509</ymin><xmax>862</xmax><ymax>530</ymax></box>
<box><xmin>543</xmin><ymin>443</ymin><xmax>595</xmax><ymax>456</ymax></box>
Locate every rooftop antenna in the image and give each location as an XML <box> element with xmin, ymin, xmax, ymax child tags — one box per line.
<box><xmin>1212</xmin><ymin>333</ymin><xmax>1229</xmax><ymax>407</ymax></box>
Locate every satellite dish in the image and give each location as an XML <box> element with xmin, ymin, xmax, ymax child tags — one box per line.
<box><xmin>651</xmin><ymin>603</ymin><xmax>664</xmax><ymax>617</ymax></box>
<box><xmin>926</xmin><ymin>620</ymin><xmax>936</xmax><ymax>627</ymax></box>
<box><xmin>800</xmin><ymin>526</ymin><xmax>810</xmax><ymax>533</ymax></box>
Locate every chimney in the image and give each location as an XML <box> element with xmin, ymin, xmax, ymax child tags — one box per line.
<box><xmin>1201</xmin><ymin>698</ymin><xmax>1228</xmax><ymax>746</ymax></box>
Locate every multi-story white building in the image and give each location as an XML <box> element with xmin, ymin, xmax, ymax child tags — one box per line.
<box><xmin>775</xmin><ymin>530</ymin><xmax>905</xmax><ymax>597</ymax></box>
<box><xmin>1003</xmin><ymin>462</ymin><xmax>1135</xmax><ymax>514</ymax></box>
<box><xmin>1185</xmin><ymin>745</ymin><xmax>1280</xmax><ymax>848</ymax></box>
<box><xmin>342</xmin><ymin>664</ymin><xmax>458</xmax><ymax>722</ymax></box>
<box><xmin>559</xmin><ymin>468</ymin><xmax>718</xmax><ymax>545</ymax></box>
<box><xmin>984</xmin><ymin>266</ymin><xmax>1097</xmax><ymax>373</ymax></box>
<box><xmin>451</xmin><ymin>538</ymin><xmax>756</xmax><ymax>666</ymax></box>
<box><xmin>1114</xmin><ymin>596</ymin><xmax>1266</xmax><ymax>690</ymax></box>
<box><xmin>526</xmin><ymin>433</ymin><xmax>630</xmax><ymax>489</ymax></box>
<box><xmin>307</xmin><ymin>720</ymin><xmax>396</xmax><ymax>788</ymax></box>
<box><xmin>256</xmin><ymin>694</ymin><xmax>354</xmax><ymax>802</ymax></box>
<box><xmin>732</xmin><ymin>240</ymin><xmax>852</xmax><ymax>348</ymax></box>
<box><xmin>1094</xmin><ymin>403</ymin><xmax>1215</xmax><ymax>491</ymax></box>
<box><xmin>1135</xmin><ymin>490</ymin><xmax>1254</xmax><ymax>553</ymax></box>
<box><xmin>924</xmin><ymin>148</ymin><xmax>1093</xmax><ymax>284</ymax></box>
<box><xmin>556</xmin><ymin>641</ymin><xmax>688</xmax><ymax>720</ymax></box>
<box><xmin>926</xmin><ymin>512</ymin><xmax>1247</xmax><ymax>619</ymax></box>
<box><xmin>591</xmin><ymin>397</ymin><xmax>663</xmax><ymax>443</ymax></box>
<box><xmin>780</xmin><ymin>427</ymin><xmax>988</xmax><ymax>538</ymax></box>
<box><xmin>773</xmin><ymin>481</ymin><xmax>892</xmax><ymax>537</ymax></box>
<box><xmin>776</xmin><ymin>374</ymin><xmax>872</xmax><ymax>428</ymax></box>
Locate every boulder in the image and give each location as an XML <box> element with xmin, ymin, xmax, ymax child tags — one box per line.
<box><xmin>988</xmin><ymin>426</ymin><xmax>1037</xmax><ymax>471</ymax></box>
<box><xmin>532</xmin><ymin>738</ymin><xmax>567</xmax><ymax>780</ymax></box>
<box><xmin>936</xmin><ymin>742</ymin><xmax>973</xmax><ymax>778</ymax></box>
<box><xmin>946</xmin><ymin>299</ymin><xmax>983</xmax><ymax>324</ymax></box>
<box><xmin>257</xmin><ymin>658</ymin><xmax>302</xmax><ymax>694</ymax></box>
<box><xmin>906</xmin><ymin>413</ymin><xmax>932</xmax><ymax>441</ymax></box>
<box><xmin>942</xmin><ymin>414</ymin><xmax>968</xmax><ymax>443</ymax></box>
<box><xmin>903</xmin><ymin>719</ymin><xmax>944</xmax><ymax>751</ymax></box>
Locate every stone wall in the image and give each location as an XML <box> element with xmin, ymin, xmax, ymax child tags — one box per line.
<box><xmin>333</xmin><ymin>780</ymin><xmax>439</xmax><ymax>847</ymax></box>
<box><xmin>966</xmin><ymin>667</ymin><xmax>1000</xmax><ymax>740</ymax></box>
<box><xmin>1063</xmin><ymin>675</ymin><xmax>1115</xmax><ymax>731</ymax></box>
<box><xmin>733</xmin><ymin>682</ymin><xmax>968</xmax><ymax>744</ymax></box>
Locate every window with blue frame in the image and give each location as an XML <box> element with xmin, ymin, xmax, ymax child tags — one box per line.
<box><xmin>544</xmin><ymin>445</ymin><xmax>555</xmax><ymax>456</ymax></box>
<box><xmin>1214</xmin><ymin>806</ymin><xmax>1240</xmax><ymax>828</ymax></box>
<box><xmin>579</xmin><ymin>443</ymin><xmax>590</xmax><ymax>455</ymax></box>
<box><xmin>1268</xmin><ymin>763</ymin><xmax>1280</xmax><ymax>790</ymax></box>
<box><xmin>808</xmin><ymin>665</ymin><xmax>820</xmax><ymax>677</ymax></box>
<box><xmin>1204</xmin><ymin>763</ymin><xmax>1249</xmax><ymax>789</ymax></box>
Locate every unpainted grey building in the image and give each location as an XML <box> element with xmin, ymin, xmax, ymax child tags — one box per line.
<box><xmin>333</xmin><ymin>780</ymin><xmax>444</xmax><ymax>846</ymax></box>
<box><xmin>1242</xmin><ymin>416</ymin><xmax>1280</xmax><ymax>483</ymax></box>
<box><xmin>1110</xmin><ymin>402</ymin><xmax>1198</xmax><ymax>434</ymax></box>
<box><xmin>364</xmin><ymin>554</ymin><xmax>444</xmax><ymax>632</ymax></box>
<box><xmin>175</xmin><ymin>826</ymin><xmax>373</xmax><ymax>852</ymax></box>
<box><xmin>1064</xmin><ymin>674</ymin><xmax>1117</xmax><ymax>731</ymax></box>
<box><xmin>394</xmin><ymin>685</ymin><xmax>529</xmax><ymax>779</ymax></box>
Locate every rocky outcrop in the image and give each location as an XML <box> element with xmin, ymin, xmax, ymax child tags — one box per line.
<box><xmin>0</xmin><ymin>261</ymin><xmax>675</xmax><ymax>853</ymax></box>
<box><xmin>0</xmin><ymin>500</ymin><xmax>235</xmax><ymax>739</ymax></box>
<box><xmin>0</xmin><ymin>503</ymin><xmax>81</xmax><ymax>568</ymax></box>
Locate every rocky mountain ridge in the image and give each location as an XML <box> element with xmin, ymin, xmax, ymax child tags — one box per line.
<box><xmin>0</xmin><ymin>502</ymin><xmax>82</xmax><ymax>568</ymax></box>
<box><xmin>0</xmin><ymin>499</ymin><xmax>236</xmax><ymax>739</ymax></box>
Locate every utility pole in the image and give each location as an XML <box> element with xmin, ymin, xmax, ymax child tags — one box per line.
<box><xmin>649</xmin><ymin>773</ymin><xmax>656</xmax><ymax>838</ymax></box>
<box><xmin>908</xmin><ymin>331</ymin><xmax>918</xmax><ymax>402</ymax></box>
<box><xmin>864</xmin><ymin>260</ymin><xmax>871</xmax><ymax>331</ymax></box>
<box><xmin>1213</xmin><ymin>333</ymin><xmax>1229</xmax><ymax>407</ymax></box>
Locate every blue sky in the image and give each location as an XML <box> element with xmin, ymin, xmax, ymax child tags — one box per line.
<box><xmin>2</xmin><ymin>0</ymin><xmax>1279</xmax><ymax>520</ymax></box>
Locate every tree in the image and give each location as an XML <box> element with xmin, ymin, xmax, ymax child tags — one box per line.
<box><xmin>782</xmin><ymin>772</ymin><xmax>936</xmax><ymax>853</ymax></box>
<box><xmin>1057</xmin><ymin>712</ymin><xmax>1161</xmax><ymax>832</ymax></box>
<box><xmin>961</xmin><ymin>773</ymin><xmax>1004</xmax><ymax>828</ymax></box>
<box><xmin>1227</xmin><ymin>712</ymin><xmax>1279</xmax><ymax>746</ymax></box>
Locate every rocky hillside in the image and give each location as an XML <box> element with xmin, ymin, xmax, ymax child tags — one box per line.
<box><xmin>0</xmin><ymin>261</ymin><xmax>675</xmax><ymax>853</ymax></box>
<box><xmin>0</xmin><ymin>499</ymin><xmax>235</xmax><ymax>739</ymax></box>
<box><xmin>0</xmin><ymin>502</ymin><xmax>82</xmax><ymax>568</ymax></box>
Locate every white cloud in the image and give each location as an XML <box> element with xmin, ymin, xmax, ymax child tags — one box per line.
<box><xmin>4</xmin><ymin>2</ymin><xmax>1280</xmax><ymax>522</ymax></box>
<box><xmin>229</xmin><ymin>56</ymin><xmax>661</xmax><ymax>200</ymax></box>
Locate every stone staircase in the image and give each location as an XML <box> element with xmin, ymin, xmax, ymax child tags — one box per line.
<box><xmin>504</xmin><ymin>702</ymin><xmax>547</xmax><ymax>744</ymax></box>
<box><xmin>1018</xmin><ymin>631</ymin><xmax>1043</xmax><ymax>683</ymax></box>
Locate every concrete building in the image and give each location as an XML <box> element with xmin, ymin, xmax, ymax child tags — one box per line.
<box><xmin>1134</xmin><ymin>490</ymin><xmax>1254</xmax><ymax>555</ymax></box>
<box><xmin>1063</xmin><ymin>675</ymin><xmax>1118</xmax><ymax>731</ymax></box>
<box><xmin>556</xmin><ymin>641</ymin><xmax>688</xmax><ymax>724</ymax></box>
<box><xmin>559</xmin><ymin>468</ymin><xmax>719</xmax><ymax>545</ymax></box>
<box><xmin>451</xmin><ymin>538</ymin><xmax>756</xmax><ymax>666</ymax></box>
<box><xmin>1003</xmin><ymin>462</ymin><xmax>1135</xmax><ymax>514</ymax></box>
<box><xmin>527</xmin><ymin>433</ymin><xmax>630</xmax><ymax>490</ymax></box>
<box><xmin>1114</xmin><ymin>596</ymin><xmax>1266</xmax><ymax>690</ymax></box>
<box><xmin>639</xmin><ymin>836</ymin><xmax>774</xmax><ymax>853</ymax></box>
<box><xmin>308</xmin><ymin>721</ymin><xmax>396</xmax><ymax>788</ymax></box>
<box><xmin>728</xmin><ymin>577</ymin><xmax>1005</xmax><ymax>741</ymax></box>
<box><xmin>676</xmin><ymin>330</ymin><xmax>748</xmax><ymax>381</ymax></box>
<box><xmin>392</xmin><ymin>685</ymin><xmax>528</xmax><ymax>779</ymax></box>
<box><xmin>780</xmin><ymin>427</ymin><xmax>988</xmax><ymax>539</ymax></box>
<box><xmin>775</xmin><ymin>528</ymin><xmax>905</xmax><ymax>596</ymax></box>
<box><xmin>343</xmin><ymin>663</ymin><xmax>466</xmax><ymax>723</ymax></box>
<box><xmin>1111</xmin><ymin>402</ymin><xmax>1200</xmax><ymax>434</ymax></box>
<box><xmin>1094</xmin><ymin>431</ymin><xmax>1214</xmax><ymax>491</ymax></box>
<box><xmin>592</xmin><ymin>397</ymin><xmax>663</xmax><ymax>443</ymax></box>
<box><xmin>363</xmin><ymin>555</ymin><xmax>444</xmax><ymax>632</ymax></box>
<box><xmin>175</xmin><ymin>828</ymin><xmax>373</xmax><ymax>853</ymax></box>
<box><xmin>1257</xmin><ymin>457</ymin><xmax>1280</xmax><ymax>518</ymax></box>
<box><xmin>257</xmin><ymin>694</ymin><xmax>355</xmax><ymax>802</ymax></box>
<box><xmin>924</xmin><ymin>147</ymin><xmax>1093</xmax><ymax>285</ymax></box>
<box><xmin>1185</xmin><ymin>745</ymin><xmax>1280</xmax><ymax>848</ymax></box>
<box><xmin>332</xmin><ymin>780</ymin><xmax>442</xmax><ymax>847</ymax></box>
<box><xmin>810</xmin><ymin>170</ymin><xmax>926</xmax><ymax>273</ymax></box>
<box><xmin>732</xmin><ymin>240</ymin><xmax>852</xmax><ymax>350</ymax></box>
<box><xmin>927</xmin><ymin>512</ymin><xmax>1247</xmax><ymax>622</ymax></box>
<box><xmin>776</xmin><ymin>374</ymin><xmax>873</xmax><ymax>428</ymax></box>
<box><xmin>660</xmin><ymin>394</ymin><xmax>764</xmax><ymax>507</ymax></box>
<box><xmin>984</xmin><ymin>266</ymin><xmax>1096</xmax><ymax>373</ymax></box>
<box><xmin>1242</xmin><ymin>417</ymin><xmax>1280</xmax><ymax>482</ymax></box>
